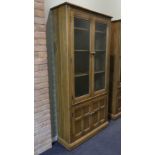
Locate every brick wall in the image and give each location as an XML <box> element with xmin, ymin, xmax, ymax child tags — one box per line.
<box><xmin>34</xmin><ymin>0</ymin><xmax>52</xmax><ymax>154</ymax></box>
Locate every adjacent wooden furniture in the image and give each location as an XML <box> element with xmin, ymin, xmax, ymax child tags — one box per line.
<box><xmin>109</xmin><ymin>20</ymin><xmax>121</xmax><ymax>119</ymax></box>
<box><xmin>47</xmin><ymin>3</ymin><xmax>112</xmax><ymax>150</ymax></box>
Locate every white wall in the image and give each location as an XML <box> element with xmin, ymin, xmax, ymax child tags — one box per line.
<box><xmin>44</xmin><ymin>0</ymin><xmax>65</xmax><ymax>22</ymax></box>
<box><xmin>45</xmin><ymin>0</ymin><xmax>121</xmax><ymax>22</ymax></box>
<box><xmin>68</xmin><ymin>0</ymin><xmax>121</xmax><ymax>20</ymax></box>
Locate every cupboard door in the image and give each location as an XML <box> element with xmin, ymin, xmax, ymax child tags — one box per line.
<box><xmin>94</xmin><ymin>22</ymin><xmax>107</xmax><ymax>92</ymax></box>
<box><xmin>98</xmin><ymin>96</ymin><xmax>107</xmax><ymax>123</ymax></box>
<box><xmin>91</xmin><ymin>95</ymin><xmax>107</xmax><ymax>128</ymax></box>
<box><xmin>91</xmin><ymin>100</ymin><xmax>100</xmax><ymax>128</ymax></box>
<box><xmin>72</xmin><ymin>101</ymin><xmax>91</xmax><ymax>141</ymax></box>
<box><xmin>74</xmin><ymin>17</ymin><xmax>90</xmax><ymax>98</ymax></box>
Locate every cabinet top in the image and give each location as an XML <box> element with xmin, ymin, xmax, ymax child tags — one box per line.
<box><xmin>50</xmin><ymin>2</ymin><xmax>113</xmax><ymax>19</ymax></box>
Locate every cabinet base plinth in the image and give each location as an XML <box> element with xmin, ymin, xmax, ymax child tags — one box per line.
<box><xmin>109</xmin><ymin>112</ymin><xmax>121</xmax><ymax>120</ymax></box>
<box><xmin>58</xmin><ymin>121</ymin><xmax>109</xmax><ymax>150</ymax></box>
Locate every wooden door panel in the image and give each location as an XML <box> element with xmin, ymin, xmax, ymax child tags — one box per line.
<box><xmin>83</xmin><ymin>115</ymin><xmax>90</xmax><ymax>132</ymax></box>
<box><xmin>91</xmin><ymin>101</ymin><xmax>100</xmax><ymax>128</ymax></box>
<box><xmin>72</xmin><ymin>101</ymin><xmax>91</xmax><ymax>141</ymax></box>
<box><xmin>72</xmin><ymin>95</ymin><xmax>108</xmax><ymax>141</ymax></box>
<box><xmin>91</xmin><ymin>95</ymin><xmax>107</xmax><ymax>128</ymax></box>
<box><xmin>99</xmin><ymin>107</ymin><xmax>106</xmax><ymax>123</ymax></box>
<box><xmin>91</xmin><ymin>110</ymin><xmax>99</xmax><ymax>127</ymax></box>
<box><xmin>74</xmin><ymin>119</ymin><xmax>82</xmax><ymax>137</ymax></box>
<box><xmin>74</xmin><ymin>107</ymin><xmax>82</xmax><ymax>118</ymax></box>
<box><xmin>83</xmin><ymin>104</ymin><xmax>91</xmax><ymax>133</ymax></box>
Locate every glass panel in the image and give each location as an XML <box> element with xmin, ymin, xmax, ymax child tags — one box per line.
<box><xmin>74</xmin><ymin>29</ymin><xmax>89</xmax><ymax>50</ymax></box>
<box><xmin>95</xmin><ymin>53</ymin><xmax>105</xmax><ymax>72</ymax></box>
<box><xmin>94</xmin><ymin>73</ymin><xmax>105</xmax><ymax>91</ymax></box>
<box><xmin>74</xmin><ymin>18</ymin><xmax>89</xmax><ymax>29</ymax></box>
<box><xmin>95</xmin><ymin>33</ymin><xmax>106</xmax><ymax>50</ymax></box>
<box><xmin>75</xmin><ymin>75</ymin><xmax>89</xmax><ymax>97</ymax></box>
<box><xmin>74</xmin><ymin>17</ymin><xmax>90</xmax><ymax>98</ymax></box>
<box><xmin>94</xmin><ymin>22</ymin><xmax>107</xmax><ymax>91</ymax></box>
<box><xmin>96</xmin><ymin>23</ymin><xmax>107</xmax><ymax>32</ymax></box>
<box><xmin>75</xmin><ymin>52</ymin><xmax>89</xmax><ymax>75</ymax></box>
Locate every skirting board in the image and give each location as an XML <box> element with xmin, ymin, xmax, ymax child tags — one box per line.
<box><xmin>58</xmin><ymin>121</ymin><xmax>109</xmax><ymax>150</ymax></box>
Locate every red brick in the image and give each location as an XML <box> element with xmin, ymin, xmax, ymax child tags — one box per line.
<box><xmin>34</xmin><ymin>104</ymin><xmax>50</xmax><ymax>115</ymax></box>
<box><xmin>34</xmin><ymin>76</ymin><xmax>49</xmax><ymax>85</ymax></box>
<box><xmin>35</xmin><ymin>99</ymin><xmax>49</xmax><ymax>109</ymax></box>
<box><xmin>34</xmin><ymin>64</ymin><xmax>47</xmax><ymax>72</ymax></box>
<box><xmin>34</xmin><ymin>58</ymin><xmax>47</xmax><ymax>65</ymax></box>
<box><xmin>35</xmin><ymin>119</ymin><xmax>51</xmax><ymax>132</ymax></box>
<box><xmin>35</xmin><ymin>39</ymin><xmax>46</xmax><ymax>45</ymax></box>
<box><xmin>34</xmin><ymin>81</ymin><xmax>49</xmax><ymax>90</ymax></box>
<box><xmin>34</xmin><ymin>93</ymin><xmax>49</xmax><ymax>102</ymax></box>
<box><xmin>35</xmin><ymin>10</ymin><xmax>44</xmax><ymax>17</ymax></box>
<box><xmin>34</xmin><ymin>2</ymin><xmax>44</xmax><ymax>10</ymax></box>
<box><xmin>35</xmin><ymin>45</ymin><xmax>46</xmax><ymax>52</ymax></box>
<box><xmin>34</xmin><ymin>52</ymin><xmax>47</xmax><ymax>60</ymax></box>
<box><xmin>35</xmin><ymin>17</ymin><xmax>45</xmax><ymax>25</ymax></box>
<box><xmin>34</xmin><ymin>87</ymin><xmax>49</xmax><ymax>96</ymax></box>
<box><xmin>34</xmin><ymin>0</ymin><xmax>51</xmax><ymax>154</ymax></box>
<box><xmin>35</xmin><ymin>24</ymin><xmax>46</xmax><ymax>32</ymax></box>
<box><xmin>34</xmin><ymin>32</ymin><xmax>46</xmax><ymax>39</ymax></box>
<box><xmin>34</xmin><ymin>108</ymin><xmax>50</xmax><ymax>119</ymax></box>
<box><xmin>34</xmin><ymin>113</ymin><xmax>51</xmax><ymax>125</ymax></box>
<box><xmin>35</xmin><ymin>69</ymin><xmax>48</xmax><ymax>77</ymax></box>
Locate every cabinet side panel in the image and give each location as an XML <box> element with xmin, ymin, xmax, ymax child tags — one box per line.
<box><xmin>56</xmin><ymin>5</ymin><xmax>71</xmax><ymax>143</ymax></box>
<box><xmin>109</xmin><ymin>21</ymin><xmax>121</xmax><ymax>115</ymax></box>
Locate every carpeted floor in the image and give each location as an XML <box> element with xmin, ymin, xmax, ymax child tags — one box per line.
<box><xmin>41</xmin><ymin>118</ymin><xmax>121</xmax><ymax>155</ymax></box>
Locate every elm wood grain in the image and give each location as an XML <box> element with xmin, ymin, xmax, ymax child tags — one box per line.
<box><xmin>50</xmin><ymin>2</ymin><xmax>112</xmax><ymax>19</ymax></box>
<box><xmin>71</xmin><ymin>94</ymin><xmax>108</xmax><ymax>142</ymax></box>
<box><xmin>109</xmin><ymin>20</ymin><xmax>121</xmax><ymax>119</ymax></box>
<box><xmin>58</xmin><ymin>121</ymin><xmax>108</xmax><ymax>150</ymax></box>
<box><xmin>48</xmin><ymin>3</ymin><xmax>111</xmax><ymax>149</ymax></box>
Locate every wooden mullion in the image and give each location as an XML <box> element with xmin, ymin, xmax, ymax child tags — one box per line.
<box><xmin>90</xmin><ymin>17</ymin><xmax>95</xmax><ymax>97</ymax></box>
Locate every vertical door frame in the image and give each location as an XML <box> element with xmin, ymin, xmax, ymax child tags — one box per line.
<box><xmin>70</xmin><ymin>8</ymin><xmax>93</xmax><ymax>104</ymax></box>
<box><xmin>93</xmin><ymin>16</ymin><xmax>111</xmax><ymax>96</ymax></box>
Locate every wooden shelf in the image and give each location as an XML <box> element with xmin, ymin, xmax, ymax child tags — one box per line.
<box><xmin>95</xmin><ymin>50</ymin><xmax>106</xmax><ymax>52</ymax></box>
<box><xmin>75</xmin><ymin>73</ymin><xmax>88</xmax><ymax>77</ymax></box>
<box><xmin>94</xmin><ymin>71</ymin><xmax>105</xmax><ymax>74</ymax></box>
<box><xmin>75</xmin><ymin>50</ymin><xmax>89</xmax><ymax>52</ymax></box>
<box><xmin>95</xmin><ymin>30</ymin><xmax>106</xmax><ymax>34</ymax></box>
<box><xmin>74</xmin><ymin>27</ymin><xmax>89</xmax><ymax>31</ymax></box>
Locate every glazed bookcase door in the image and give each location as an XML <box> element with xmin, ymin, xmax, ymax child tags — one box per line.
<box><xmin>73</xmin><ymin>16</ymin><xmax>91</xmax><ymax>101</ymax></box>
<box><xmin>94</xmin><ymin>21</ymin><xmax>108</xmax><ymax>94</ymax></box>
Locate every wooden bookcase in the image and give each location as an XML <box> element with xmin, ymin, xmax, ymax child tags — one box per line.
<box><xmin>47</xmin><ymin>3</ymin><xmax>112</xmax><ymax>150</ymax></box>
<box><xmin>109</xmin><ymin>20</ymin><xmax>121</xmax><ymax>119</ymax></box>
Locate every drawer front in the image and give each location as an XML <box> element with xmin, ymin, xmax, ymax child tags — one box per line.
<box><xmin>71</xmin><ymin>94</ymin><xmax>108</xmax><ymax>141</ymax></box>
